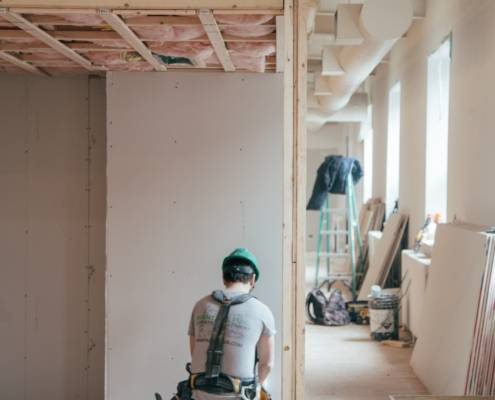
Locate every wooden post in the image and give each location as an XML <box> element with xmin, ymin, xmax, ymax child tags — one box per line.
<box><xmin>282</xmin><ymin>0</ymin><xmax>307</xmax><ymax>400</ymax></box>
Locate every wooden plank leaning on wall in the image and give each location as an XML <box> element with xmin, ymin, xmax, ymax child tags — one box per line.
<box><xmin>283</xmin><ymin>1</ymin><xmax>308</xmax><ymax>400</ymax></box>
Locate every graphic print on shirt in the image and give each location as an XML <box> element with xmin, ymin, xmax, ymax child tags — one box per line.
<box><xmin>195</xmin><ymin>303</ymin><xmax>250</xmax><ymax>348</ymax></box>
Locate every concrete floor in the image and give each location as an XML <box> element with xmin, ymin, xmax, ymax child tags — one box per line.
<box><xmin>305</xmin><ymin>324</ymin><xmax>428</xmax><ymax>400</ymax></box>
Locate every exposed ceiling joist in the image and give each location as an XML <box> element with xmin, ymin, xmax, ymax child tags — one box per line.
<box><xmin>0</xmin><ymin>49</ymin><xmax>48</xmax><ymax>74</ymax></box>
<box><xmin>0</xmin><ymin>0</ymin><xmax>283</xmax><ymax>10</ymax></box>
<box><xmin>0</xmin><ymin>29</ymin><xmax>276</xmax><ymax>43</ymax></box>
<box><xmin>98</xmin><ymin>10</ymin><xmax>166</xmax><ymax>71</ymax></box>
<box><xmin>198</xmin><ymin>9</ymin><xmax>234</xmax><ymax>72</ymax></box>
<box><xmin>0</xmin><ymin>9</ymin><xmax>93</xmax><ymax>70</ymax></box>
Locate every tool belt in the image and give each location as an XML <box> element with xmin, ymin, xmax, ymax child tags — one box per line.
<box><xmin>169</xmin><ymin>291</ymin><xmax>272</xmax><ymax>400</ymax></box>
<box><xmin>190</xmin><ymin>372</ymin><xmax>257</xmax><ymax>397</ymax></box>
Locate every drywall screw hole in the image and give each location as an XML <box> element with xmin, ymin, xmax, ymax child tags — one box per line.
<box><xmin>284</xmin><ymin>346</ymin><xmax>290</xmax><ymax>351</ymax></box>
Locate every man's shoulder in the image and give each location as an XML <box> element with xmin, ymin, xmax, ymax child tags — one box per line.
<box><xmin>249</xmin><ymin>297</ymin><xmax>274</xmax><ymax>315</ymax></box>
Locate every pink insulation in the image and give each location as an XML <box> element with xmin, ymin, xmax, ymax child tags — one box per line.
<box><xmin>32</xmin><ymin>50</ymin><xmax>67</xmax><ymax>60</ymax></box>
<box><xmin>85</xmin><ymin>51</ymin><xmax>154</xmax><ymax>71</ymax></box>
<box><xmin>86</xmin><ymin>51</ymin><xmax>129</xmax><ymax>66</ymax></box>
<box><xmin>150</xmin><ymin>42</ymin><xmax>213</xmax><ymax>60</ymax></box>
<box><xmin>94</xmin><ymin>40</ymin><xmax>130</xmax><ymax>49</ymax></box>
<box><xmin>215</xmin><ymin>15</ymin><xmax>274</xmax><ymax>25</ymax></box>
<box><xmin>231</xmin><ymin>54</ymin><xmax>266</xmax><ymax>72</ymax></box>
<box><xmin>216</xmin><ymin>14</ymin><xmax>275</xmax><ymax>38</ymax></box>
<box><xmin>222</xmin><ymin>25</ymin><xmax>275</xmax><ymax>38</ymax></box>
<box><xmin>58</xmin><ymin>13</ymin><xmax>104</xmax><ymax>25</ymax></box>
<box><xmin>206</xmin><ymin>52</ymin><xmax>267</xmax><ymax>73</ymax></box>
<box><xmin>227</xmin><ymin>42</ymin><xmax>275</xmax><ymax>57</ymax></box>
<box><xmin>129</xmin><ymin>23</ymin><xmax>205</xmax><ymax>42</ymax></box>
<box><xmin>112</xmin><ymin>62</ymin><xmax>154</xmax><ymax>72</ymax></box>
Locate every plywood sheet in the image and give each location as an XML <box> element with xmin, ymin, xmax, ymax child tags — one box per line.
<box><xmin>410</xmin><ymin>223</ymin><xmax>488</xmax><ymax>395</ymax></box>
<box><xmin>106</xmin><ymin>72</ymin><xmax>283</xmax><ymax>400</ymax></box>
<box><xmin>358</xmin><ymin>213</ymin><xmax>407</xmax><ymax>300</ymax></box>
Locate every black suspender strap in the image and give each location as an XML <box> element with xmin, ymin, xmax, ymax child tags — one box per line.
<box><xmin>205</xmin><ymin>291</ymin><xmax>253</xmax><ymax>379</ymax></box>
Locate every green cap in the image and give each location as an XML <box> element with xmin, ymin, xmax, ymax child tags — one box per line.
<box><xmin>222</xmin><ymin>248</ymin><xmax>260</xmax><ymax>281</ymax></box>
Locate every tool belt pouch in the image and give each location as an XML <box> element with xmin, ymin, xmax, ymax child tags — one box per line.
<box><xmin>171</xmin><ymin>380</ymin><xmax>192</xmax><ymax>400</ymax></box>
<box><xmin>260</xmin><ymin>387</ymin><xmax>272</xmax><ymax>400</ymax></box>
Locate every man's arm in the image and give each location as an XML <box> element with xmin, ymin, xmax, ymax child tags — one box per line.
<box><xmin>189</xmin><ymin>335</ymin><xmax>195</xmax><ymax>357</ymax></box>
<box><xmin>257</xmin><ymin>334</ymin><xmax>275</xmax><ymax>385</ymax></box>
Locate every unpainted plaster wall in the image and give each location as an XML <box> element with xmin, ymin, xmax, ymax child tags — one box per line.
<box><xmin>371</xmin><ymin>0</ymin><xmax>495</xmax><ymax>245</ymax></box>
<box><xmin>0</xmin><ymin>75</ymin><xmax>106</xmax><ymax>400</ymax></box>
<box><xmin>106</xmin><ymin>72</ymin><xmax>284</xmax><ymax>400</ymax></box>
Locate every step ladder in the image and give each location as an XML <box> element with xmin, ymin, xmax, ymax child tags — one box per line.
<box><xmin>314</xmin><ymin>173</ymin><xmax>364</xmax><ymax>300</ymax></box>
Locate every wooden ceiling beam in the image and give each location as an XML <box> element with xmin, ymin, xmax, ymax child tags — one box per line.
<box><xmin>98</xmin><ymin>9</ymin><xmax>166</xmax><ymax>71</ymax></box>
<box><xmin>0</xmin><ymin>1</ymin><xmax>283</xmax><ymax>10</ymax></box>
<box><xmin>198</xmin><ymin>9</ymin><xmax>234</xmax><ymax>72</ymax></box>
<box><xmin>0</xmin><ymin>49</ymin><xmax>48</xmax><ymax>74</ymax></box>
<box><xmin>0</xmin><ymin>10</ymin><xmax>94</xmax><ymax>70</ymax></box>
<box><xmin>0</xmin><ymin>28</ymin><xmax>276</xmax><ymax>42</ymax></box>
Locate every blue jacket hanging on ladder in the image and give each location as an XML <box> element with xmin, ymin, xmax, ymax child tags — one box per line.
<box><xmin>306</xmin><ymin>155</ymin><xmax>363</xmax><ymax>211</ymax></box>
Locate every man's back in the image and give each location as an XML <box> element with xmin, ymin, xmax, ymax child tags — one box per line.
<box><xmin>188</xmin><ymin>290</ymin><xmax>276</xmax><ymax>380</ymax></box>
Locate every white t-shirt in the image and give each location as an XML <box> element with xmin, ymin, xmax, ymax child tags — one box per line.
<box><xmin>188</xmin><ymin>290</ymin><xmax>276</xmax><ymax>380</ymax></box>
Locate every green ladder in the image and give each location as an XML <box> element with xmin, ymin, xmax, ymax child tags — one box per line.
<box><xmin>314</xmin><ymin>173</ymin><xmax>364</xmax><ymax>300</ymax></box>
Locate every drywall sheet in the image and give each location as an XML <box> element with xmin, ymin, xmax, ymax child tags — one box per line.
<box><xmin>400</xmin><ymin>250</ymin><xmax>430</xmax><ymax>339</ymax></box>
<box><xmin>106</xmin><ymin>72</ymin><xmax>284</xmax><ymax>400</ymax></box>
<box><xmin>0</xmin><ymin>75</ymin><xmax>106</xmax><ymax>400</ymax></box>
<box><xmin>411</xmin><ymin>223</ymin><xmax>487</xmax><ymax>394</ymax></box>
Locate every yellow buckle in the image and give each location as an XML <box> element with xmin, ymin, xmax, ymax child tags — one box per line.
<box><xmin>189</xmin><ymin>374</ymin><xmax>199</xmax><ymax>390</ymax></box>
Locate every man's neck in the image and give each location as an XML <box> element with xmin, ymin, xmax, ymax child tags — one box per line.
<box><xmin>224</xmin><ymin>283</ymin><xmax>251</xmax><ymax>294</ymax></box>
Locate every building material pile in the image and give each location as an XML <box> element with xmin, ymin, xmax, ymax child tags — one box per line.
<box><xmin>411</xmin><ymin>223</ymin><xmax>495</xmax><ymax>395</ymax></box>
<box><xmin>359</xmin><ymin>198</ymin><xmax>386</xmax><ymax>234</ymax></box>
<box><xmin>358</xmin><ymin>212</ymin><xmax>408</xmax><ymax>300</ymax></box>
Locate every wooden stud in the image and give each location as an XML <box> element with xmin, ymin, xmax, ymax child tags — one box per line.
<box><xmin>0</xmin><ymin>49</ymin><xmax>48</xmax><ymax>74</ymax></box>
<box><xmin>285</xmin><ymin>2</ymin><xmax>308</xmax><ymax>400</ymax></box>
<box><xmin>98</xmin><ymin>10</ymin><xmax>166</xmax><ymax>71</ymax></box>
<box><xmin>0</xmin><ymin>10</ymin><xmax>93</xmax><ymax>70</ymax></box>
<box><xmin>197</xmin><ymin>9</ymin><xmax>234</xmax><ymax>72</ymax></box>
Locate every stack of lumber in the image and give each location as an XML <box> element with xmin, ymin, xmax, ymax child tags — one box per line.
<box><xmin>411</xmin><ymin>223</ymin><xmax>495</xmax><ymax>395</ymax></box>
<box><xmin>358</xmin><ymin>212</ymin><xmax>408</xmax><ymax>300</ymax></box>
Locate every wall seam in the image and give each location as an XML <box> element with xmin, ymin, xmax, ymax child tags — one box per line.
<box><xmin>84</xmin><ymin>76</ymin><xmax>94</xmax><ymax>400</ymax></box>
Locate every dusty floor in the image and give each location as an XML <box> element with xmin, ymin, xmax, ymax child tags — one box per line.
<box><xmin>305</xmin><ymin>324</ymin><xmax>428</xmax><ymax>400</ymax></box>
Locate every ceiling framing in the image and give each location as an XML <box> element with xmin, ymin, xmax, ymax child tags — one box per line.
<box><xmin>0</xmin><ymin>0</ymin><xmax>283</xmax><ymax>75</ymax></box>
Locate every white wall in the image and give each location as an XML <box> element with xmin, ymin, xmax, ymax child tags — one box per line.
<box><xmin>0</xmin><ymin>75</ymin><xmax>106</xmax><ymax>400</ymax></box>
<box><xmin>371</xmin><ymin>0</ymin><xmax>495</xmax><ymax>245</ymax></box>
<box><xmin>106</xmin><ymin>72</ymin><xmax>284</xmax><ymax>400</ymax></box>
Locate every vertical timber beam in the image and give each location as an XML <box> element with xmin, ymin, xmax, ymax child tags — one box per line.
<box><xmin>293</xmin><ymin>0</ymin><xmax>308</xmax><ymax>399</ymax></box>
<box><xmin>283</xmin><ymin>1</ymin><xmax>307</xmax><ymax>400</ymax></box>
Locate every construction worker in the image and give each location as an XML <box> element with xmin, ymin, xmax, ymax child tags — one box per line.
<box><xmin>186</xmin><ymin>248</ymin><xmax>276</xmax><ymax>400</ymax></box>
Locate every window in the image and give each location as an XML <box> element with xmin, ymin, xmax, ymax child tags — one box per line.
<box><xmin>363</xmin><ymin>104</ymin><xmax>373</xmax><ymax>202</ymax></box>
<box><xmin>386</xmin><ymin>82</ymin><xmax>401</xmax><ymax>216</ymax></box>
<box><xmin>425</xmin><ymin>39</ymin><xmax>451</xmax><ymax>220</ymax></box>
